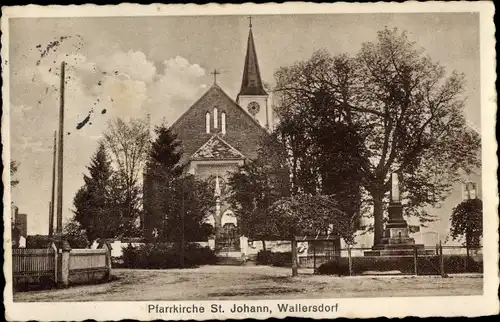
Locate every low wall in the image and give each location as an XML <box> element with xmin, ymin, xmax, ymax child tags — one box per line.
<box><xmin>12</xmin><ymin>243</ymin><xmax>111</xmax><ymax>290</ymax></box>
<box><xmin>69</xmin><ymin>249</ymin><xmax>110</xmax><ymax>285</ymax></box>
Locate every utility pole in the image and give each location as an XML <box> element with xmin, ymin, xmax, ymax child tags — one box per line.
<box><xmin>48</xmin><ymin>201</ymin><xmax>53</xmax><ymax>237</ymax></box>
<box><xmin>49</xmin><ymin>130</ymin><xmax>57</xmax><ymax>237</ymax></box>
<box><xmin>56</xmin><ymin>61</ymin><xmax>65</xmax><ymax>237</ymax></box>
<box><xmin>181</xmin><ymin>177</ymin><xmax>185</xmax><ymax>268</ymax></box>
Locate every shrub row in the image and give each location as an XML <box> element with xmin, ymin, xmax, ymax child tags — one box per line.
<box><xmin>317</xmin><ymin>255</ymin><xmax>483</xmax><ymax>276</ymax></box>
<box><xmin>122</xmin><ymin>243</ymin><xmax>217</xmax><ymax>269</ymax></box>
<box><xmin>256</xmin><ymin>250</ymin><xmax>292</xmax><ymax>267</ymax></box>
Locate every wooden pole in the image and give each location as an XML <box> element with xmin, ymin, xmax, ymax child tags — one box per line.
<box><xmin>439</xmin><ymin>240</ymin><xmax>446</xmax><ymax>277</ymax></box>
<box><xmin>56</xmin><ymin>61</ymin><xmax>65</xmax><ymax>237</ymax></box>
<box><xmin>48</xmin><ymin>201</ymin><xmax>53</xmax><ymax>237</ymax></box>
<box><xmin>49</xmin><ymin>130</ymin><xmax>57</xmax><ymax>237</ymax></box>
<box><xmin>413</xmin><ymin>245</ymin><xmax>418</xmax><ymax>276</ymax></box>
<box><xmin>313</xmin><ymin>243</ymin><xmax>316</xmax><ymax>273</ymax></box>
<box><xmin>180</xmin><ymin>177</ymin><xmax>185</xmax><ymax>268</ymax></box>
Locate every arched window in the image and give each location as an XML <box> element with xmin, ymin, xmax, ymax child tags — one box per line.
<box><xmin>205</xmin><ymin>112</ymin><xmax>210</xmax><ymax>133</ymax></box>
<box><xmin>221</xmin><ymin>112</ymin><xmax>226</xmax><ymax>135</ymax></box>
<box><xmin>213</xmin><ymin>107</ymin><xmax>218</xmax><ymax>128</ymax></box>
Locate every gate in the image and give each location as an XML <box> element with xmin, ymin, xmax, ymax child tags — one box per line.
<box><xmin>218</xmin><ymin>223</ymin><xmax>240</xmax><ymax>251</ymax></box>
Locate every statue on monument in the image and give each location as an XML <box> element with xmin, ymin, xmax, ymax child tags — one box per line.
<box><xmin>391</xmin><ymin>172</ymin><xmax>400</xmax><ymax>203</ymax></box>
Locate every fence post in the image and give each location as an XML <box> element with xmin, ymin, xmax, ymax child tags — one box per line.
<box><xmin>50</xmin><ymin>242</ymin><xmax>58</xmax><ymax>285</ymax></box>
<box><xmin>413</xmin><ymin>245</ymin><xmax>418</xmax><ymax>276</ymax></box>
<box><xmin>439</xmin><ymin>240</ymin><xmax>447</xmax><ymax>278</ymax></box>
<box><xmin>100</xmin><ymin>242</ymin><xmax>112</xmax><ymax>280</ymax></box>
<box><xmin>58</xmin><ymin>239</ymin><xmax>71</xmax><ymax>287</ymax></box>
<box><xmin>313</xmin><ymin>244</ymin><xmax>316</xmax><ymax>273</ymax></box>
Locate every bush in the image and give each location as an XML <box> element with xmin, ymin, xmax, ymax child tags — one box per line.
<box><xmin>256</xmin><ymin>250</ymin><xmax>292</xmax><ymax>267</ymax></box>
<box><xmin>317</xmin><ymin>255</ymin><xmax>483</xmax><ymax>276</ymax></box>
<box><xmin>316</xmin><ymin>258</ymin><xmax>350</xmax><ymax>276</ymax></box>
<box><xmin>272</xmin><ymin>252</ymin><xmax>292</xmax><ymax>267</ymax></box>
<box><xmin>256</xmin><ymin>250</ymin><xmax>273</xmax><ymax>265</ymax></box>
<box><xmin>122</xmin><ymin>243</ymin><xmax>216</xmax><ymax>269</ymax></box>
<box><xmin>26</xmin><ymin>235</ymin><xmax>52</xmax><ymax>248</ymax></box>
<box><xmin>441</xmin><ymin>255</ymin><xmax>483</xmax><ymax>273</ymax></box>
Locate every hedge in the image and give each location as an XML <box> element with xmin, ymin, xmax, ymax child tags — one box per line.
<box><xmin>122</xmin><ymin>243</ymin><xmax>217</xmax><ymax>269</ymax></box>
<box><xmin>256</xmin><ymin>250</ymin><xmax>292</xmax><ymax>267</ymax></box>
<box><xmin>317</xmin><ymin>255</ymin><xmax>483</xmax><ymax>276</ymax></box>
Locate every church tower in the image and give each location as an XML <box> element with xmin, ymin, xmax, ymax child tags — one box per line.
<box><xmin>237</xmin><ymin>19</ymin><xmax>270</xmax><ymax>128</ymax></box>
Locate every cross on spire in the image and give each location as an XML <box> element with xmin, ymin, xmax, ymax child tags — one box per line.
<box><xmin>247</xmin><ymin>15</ymin><xmax>253</xmax><ymax>28</ymax></box>
<box><xmin>211</xmin><ymin>69</ymin><xmax>220</xmax><ymax>84</ymax></box>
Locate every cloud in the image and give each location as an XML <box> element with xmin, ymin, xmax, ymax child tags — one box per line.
<box><xmin>10</xmin><ymin>49</ymin><xmax>208</xmax><ymax>234</ymax></box>
<box><xmin>101</xmin><ymin>76</ymin><xmax>148</xmax><ymax>119</ymax></box>
<box><xmin>95</xmin><ymin>50</ymin><xmax>157</xmax><ymax>84</ymax></box>
<box><xmin>147</xmin><ymin>55</ymin><xmax>207</xmax><ymax>124</ymax></box>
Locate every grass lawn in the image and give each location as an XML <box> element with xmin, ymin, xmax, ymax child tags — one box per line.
<box><xmin>13</xmin><ymin>266</ymin><xmax>483</xmax><ymax>302</ymax></box>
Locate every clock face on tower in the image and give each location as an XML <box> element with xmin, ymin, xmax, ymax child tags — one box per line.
<box><xmin>247</xmin><ymin>101</ymin><xmax>260</xmax><ymax>116</ymax></box>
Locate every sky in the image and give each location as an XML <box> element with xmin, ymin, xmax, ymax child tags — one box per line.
<box><xmin>7</xmin><ymin>13</ymin><xmax>480</xmax><ymax>235</ymax></box>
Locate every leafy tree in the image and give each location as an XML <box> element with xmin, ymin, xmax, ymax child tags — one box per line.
<box><xmin>449</xmin><ymin>198</ymin><xmax>483</xmax><ymax>257</ymax></box>
<box><xmin>73</xmin><ymin>142</ymin><xmax>117</xmax><ymax>243</ymax></box>
<box><xmin>274</xmin><ymin>28</ymin><xmax>480</xmax><ymax>245</ymax></box>
<box><xmin>228</xmin><ymin>133</ymin><xmax>291</xmax><ymax>250</ymax></box>
<box><xmin>63</xmin><ymin>218</ymin><xmax>90</xmax><ymax>248</ymax></box>
<box><xmin>103</xmin><ymin>117</ymin><xmax>150</xmax><ymax>234</ymax></box>
<box><xmin>269</xmin><ymin>194</ymin><xmax>354</xmax><ymax>276</ymax></box>
<box><xmin>10</xmin><ymin>160</ymin><xmax>20</xmax><ymax>187</ymax></box>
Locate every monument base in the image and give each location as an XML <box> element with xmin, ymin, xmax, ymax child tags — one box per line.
<box><xmin>364</xmin><ymin>218</ymin><xmax>434</xmax><ymax>256</ymax></box>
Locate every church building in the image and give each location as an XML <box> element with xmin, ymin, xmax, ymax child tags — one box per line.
<box><xmin>154</xmin><ymin>22</ymin><xmax>272</xmax><ymax>251</ymax></box>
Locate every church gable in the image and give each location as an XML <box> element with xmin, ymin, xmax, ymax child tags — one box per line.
<box><xmin>170</xmin><ymin>84</ymin><xmax>268</xmax><ymax>163</ymax></box>
<box><xmin>191</xmin><ymin>135</ymin><xmax>245</xmax><ymax>161</ymax></box>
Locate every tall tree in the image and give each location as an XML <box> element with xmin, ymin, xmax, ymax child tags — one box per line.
<box><xmin>274</xmin><ymin>28</ymin><xmax>480</xmax><ymax>245</ymax></box>
<box><xmin>144</xmin><ymin>123</ymin><xmax>183</xmax><ymax>240</ymax></box>
<box><xmin>449</xmin><ymin>198</ymin><xmax>483</xmax><ymax>257</ymax></box>
<box><xmin>103</xmin><ymin>117</ymin><xmax>150</xmax><ymax>235</ymax></box>
<box><xmin>228</xmin><ymin>133</ymin><xmax>291</xmax><ymax>250</ymax></box>
<box><xmin>164</xmin><ymin>175</ymin><xmax>214</xmax><ymax>244</ymax></box>
<box><xmin>144</xmin><ymin>123</ymin><xmax>213</xmax><ymax>244</ymax></box>
<box><xmin>73</xmin><ymin>142</ymin><xmax>117</xmax><ymax>242</ymax></box>
<box><xmin>10</xmin><ymin>160</ymin><xmax>19</xmax><ymax>187</ymax></box>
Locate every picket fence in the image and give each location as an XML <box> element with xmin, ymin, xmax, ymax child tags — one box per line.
<box><xmin>12</xmin><ymin>244</ymin><xmax>111</xmax><ymax>289</ymax></box>
<box><xmin>12</xmin><ymin>247</ymin><xmax>57</xmax><ymax>282</ymax></box>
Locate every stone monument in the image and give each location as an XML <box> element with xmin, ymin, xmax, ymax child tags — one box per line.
<box><xmin>364</xmin><ymin>173</ymin><xmax>433</xmax><ymax>256</ymax></box>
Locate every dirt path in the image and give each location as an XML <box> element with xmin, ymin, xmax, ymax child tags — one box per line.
<box><xmin>14</xmin><ymin>266</ymin><xmax>483</xmax><ymax>302</ymax></box>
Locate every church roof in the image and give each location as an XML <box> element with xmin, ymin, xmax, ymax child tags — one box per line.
<box><xmin>190</xmin><ymin>134</ymin><xmax>246</xmax><ymax>161</ymax></box>
<box><xmin>169</xmin><ymin>84</ymin><xmax>268</xmax><ymax>164</ymax></box>
<box><xmin>238</xmin><ymin>27</ymin><xmax>268</xmax><ymax>97</ymax></box>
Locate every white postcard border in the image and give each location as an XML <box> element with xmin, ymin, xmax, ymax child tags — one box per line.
<box><xmin>2</xmin><ymin>2</ymin><xmax>497</xmax><ymax>320</ymax></box>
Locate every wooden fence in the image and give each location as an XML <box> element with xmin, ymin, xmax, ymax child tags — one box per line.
<box><xmin>12</xmin><ymin>246</ymin><xmax>57</xmax><ymax>285</ymax></box>
<box><xmin>12</xmin><ymin>244</ymin><xmax>111</xmax><ymax>290</ymax></box>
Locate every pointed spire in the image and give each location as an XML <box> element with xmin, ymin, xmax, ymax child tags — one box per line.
<box><xmin>238</xmin><ymin>23</ymin><xmax>267</xmax><ymax>96</ymax></box>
